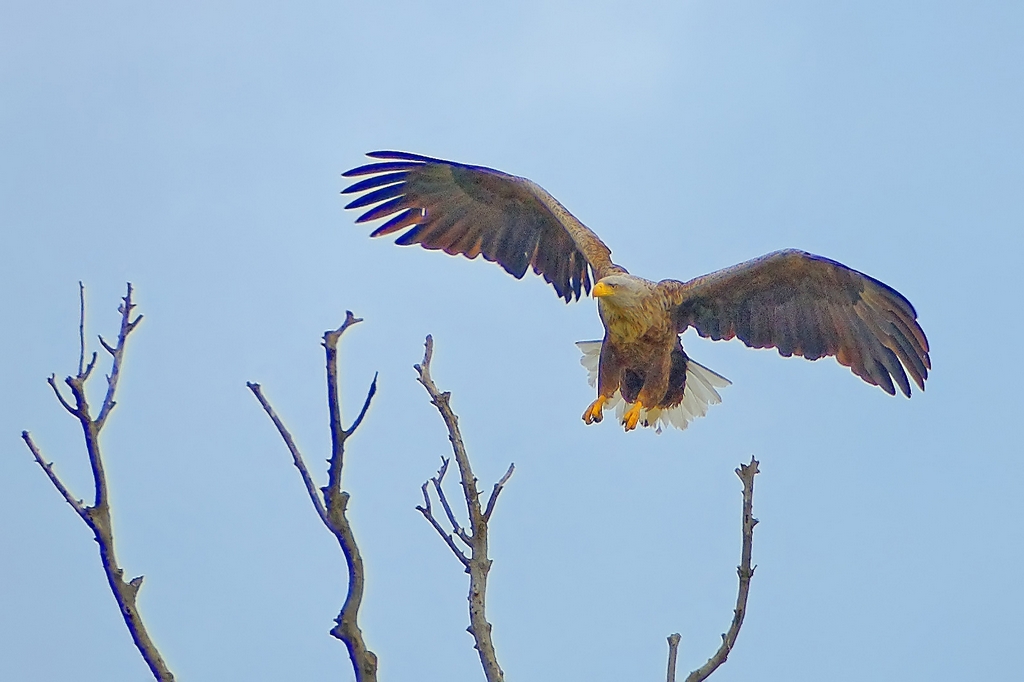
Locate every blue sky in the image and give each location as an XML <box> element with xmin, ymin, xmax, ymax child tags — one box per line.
<box><xmin>1</xmin><ymin>2</ymin><xmax>1021</xmax><ymax>680</ymax></box>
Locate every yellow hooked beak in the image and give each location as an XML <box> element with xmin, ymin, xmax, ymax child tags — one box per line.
<box><xmin>593</xmin><ymin>281</ymin><xmax>613</xmax><ymax>298</ymax></box>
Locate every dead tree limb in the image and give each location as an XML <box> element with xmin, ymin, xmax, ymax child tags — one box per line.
<box><xmin>414</xmin><ymin>335</ymin><xmax>513</xmax><ymax>682</ymax></box>
<box><xmin>667</xmin><ymin>457</ymin><xmax>760</xmax><ymax>682</ymax></box>
<box><xmin>21</xmin><ymin>283</ymin><xmax>174</xmax><ymax>682</ymax></box>
<box><xmin>247</xmin><ymin>310</ymin><xmax>379</xmax><ymax>682</ymax></box>
<box><xmin>666</xmin><ymin>633</ymin><xmax>682</xmax><ymax>682</ymax></box>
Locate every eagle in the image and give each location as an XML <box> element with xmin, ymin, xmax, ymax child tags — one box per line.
<box><xmin>342</xmin><ymin>151</ymin><xmax>930</xmax><ymax>432</ymax></box>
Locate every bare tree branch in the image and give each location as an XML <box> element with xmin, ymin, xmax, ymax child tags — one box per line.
<box><xmin>21</xmin><ymin>431</ymin><xmax>88</xmax><ymax>520</ymax></box>
<box><xmin>680</xmin><ymin>456</ymin><xmax>760</xmax><ymax>682</ymax></box>
<box><xmin>666</xmin><ymin>633</ymin><xmax>682</xmax><ymax>682</ymax></box>
<box><xmin>248</xmin><ymin>310</ymin><xmax>379</xmax><ymax>682</ymax></box>
<box><xmin>345</xmin><ymin>372</ymin><xmax>378</xmax><ymax>436</ymax></box>
<box><xmin>429</xmin><ymin>457</ymin><xmax>471</xmax><ymax>545</ymax></box>
<box><xmin>94</xmin><ymin>285</ymin><xmax>143</xmax><ymax>431</ymax></box>
<box><xmin>246</xmin><ymin>382</ymin><xmax>329</xmax><ymax>526</ymax></box>
<box><xmin>22</xmin><ymin>283</ymin><xmax>174</xmax><ymax>682</ymax></box>
<box><xmin>46</xmin><ymin>374</ymin><xmax>79</xmax><ymax>416</ymax></box>
<box><xmin>77</xmin><ymin>281</ymin><xmax>86</xmax><ymax>376</ymax></box>
<box><xmin>414</xmin><ymin>335</ymin><xmax>513</xmax><ymax>682</ymax></box>
<box><xmin>417</xmin><ymin>475</ymin><xmax>471</xmax><ymax>568</ymax></box>
<box><xmin>483</xmin><ymin>463</ymin><xmax>515</xmax><ymax>523</ymax></box>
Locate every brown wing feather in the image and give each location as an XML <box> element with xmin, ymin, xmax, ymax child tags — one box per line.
<box><xmin>664</xmin><ymin>249</ymin><xmax>930</xmax><ymax>396</ymax></box>
<box><xmin>342</xmin><ymin>151</ymin><xmax>624</xmax><ymax>302</ymax></box>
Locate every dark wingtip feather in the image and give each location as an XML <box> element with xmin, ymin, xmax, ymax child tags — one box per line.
<box><xmin>367</xmin><ymin>150</ymin><xmax>441</xmax><ymax>163</ymax></box>
<box><xmin>394</xmin><ymin>222</ymin><xmax>428</xmax><ymax>245</ymax></box>
<box><xmin>343</xmin><ymin>161</ymin><xmax>422</xmax><ymax>177</ymax></box>
<box><xmin>344</xmin><ymin>183</ymin><xmax>406</xmax><ymax>210</ymax></box>
<box><xmin>355</xmin><ymin>195</ymin><xmax>407</xmax><ymax>224</ymax></box>
<box><xmin>342</xmin><ymin>171</ymin><xmax>408</xmax><ymax>195</ymax></box>
<box><xmin>372</xmin><ymin>208</ymin><xmax>424</xmax><ymax>237</ymax></box>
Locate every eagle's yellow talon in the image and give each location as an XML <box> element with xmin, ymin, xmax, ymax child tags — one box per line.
<box><xmin>583</xmin><ymin>396</ymin><xmax>608</xmax><ymax>424</ymax></box>
<box><xmin>622</xmin><ymin>401</ymin><xmax>644</xmax><ymax>431</ymax></box>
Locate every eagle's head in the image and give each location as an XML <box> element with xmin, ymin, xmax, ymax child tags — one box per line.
<box><xmin>592</xmin><ymin>274</ymin><xmax>650</xmax><ymax>308</ymax></box>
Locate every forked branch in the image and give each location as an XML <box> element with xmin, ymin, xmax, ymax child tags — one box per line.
<box><xmin>667</xmin><ymin>457</ymin><xmax>760</xmax><ymax>682</ymax></box>
<box><xmin>414</xmin><ymin>335</ymin><xmax>513</xmax><ymax>682</ymax></box>
<box><xmin>247</xmin><ymin>310</ymin><xmax>379</xmax><ymax>682</ymax></box>
<box><xmin>22</xmin><ymin>283</ymin><xmax>174</xmax><ymax>682</ymax></box>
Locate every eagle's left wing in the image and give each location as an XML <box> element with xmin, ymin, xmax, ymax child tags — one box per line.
<box><xmin>662</xmin><ymin>249</ymin><xmax>930</xmax><ymax>396</ymax></box>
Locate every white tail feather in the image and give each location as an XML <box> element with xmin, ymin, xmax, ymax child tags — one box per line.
<box><xmin>575</xmin><ymin>340</ymin><xmax>730</xmax><ymax>433</ymax></box>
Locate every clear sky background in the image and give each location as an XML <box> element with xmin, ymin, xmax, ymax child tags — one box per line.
<box><xmin>1</xmin><ymin>2</ymin><xmax>1021</xmax><ymax>680</ymax></box>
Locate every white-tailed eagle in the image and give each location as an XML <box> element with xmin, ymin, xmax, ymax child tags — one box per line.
<box><xmin>343</xmin><ymin>151</ymin><xmax>930</xmax><ymax>432</ymax></box>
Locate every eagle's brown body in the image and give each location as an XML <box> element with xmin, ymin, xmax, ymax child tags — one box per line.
<box><xmin>597</xmin><ymin>277</ymin><xmax>682</xmax><ymax>408</ymax></box>
<box><xmin>342</xmin><ymin>151</ymin><xmax>930</xmax><ymax>431</ymax></box>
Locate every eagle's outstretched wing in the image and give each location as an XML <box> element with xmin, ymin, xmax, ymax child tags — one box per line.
<box><xmin>663</xmin><ymin>249</ymin><xmax>930</xmax><ymax>396</ymax></box>
<box><xmin>342</xmin><ymin>151</ymin><xmax>624</xmax><ymax>302</ymax></box>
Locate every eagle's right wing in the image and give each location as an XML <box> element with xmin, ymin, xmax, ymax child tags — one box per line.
<box><xmin>343</xmin><ymin>151</ymin><xmax>625</xmax><ymax>302</ymax></box>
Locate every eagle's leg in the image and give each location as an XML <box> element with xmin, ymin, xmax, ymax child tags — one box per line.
<box><xmin>584</xmin><ymin>341</ymin><xmax>622</xmax><ymax>425</ymax></box>
<box><xmin>622</xmin><ymin>400</ymin><xmax>644</xmax><ymax>431</ymax></box>
<box><xmin>582</xmin><ymin>395</ymin><xmax>609</xmax><ymax>424</ymax></box>
<box><xmin>622</xmin><ymin>349</ymin><xmax>670</xmax><ymax>431</ymax></box>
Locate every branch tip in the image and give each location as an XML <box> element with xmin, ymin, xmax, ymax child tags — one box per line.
<box><xmin>99</xmin><ymin>335</ymin><xmax>116</xmax><ymax>356</ymax></box>
<box><xmin>667</xmin><ymin>633</ymin><xmax>682</xmax><ymax>682</ymax></box>
<box><xmin>414</xmin><ymin>335</ymin><xmax>505</xmax><ymax>682</ymax></box>
<box><xmin>683</xmin><ymin>457</ymin><xmax>760</xmax><ymax>682</ymax></box>
<box><xmin>246</xmin><ymin>381</ymin><xmax>330</xmax><ymax>526</ymax></box>
<box><xmin>345</xmin><ymin>371</ymin><xmax>378</xmax><ymax>435</ymax></box>
<box><xmin>484</xmin><ymin>463</ymin><xmax>515</xmax><ymax>521</ymax></box>
<box><xmin>26</xmin><ymin>284</ymin><xmax>175</xmax><ymax>680</ymax></box>
<box><xmin>251</xmin><ymin>310</ymin><xmax>378</xmax><ymax>681</ymax></box>
<box><xmin>77</xmin><ymin>282</ymin><xmax>87</xmax><ymax>376</ymax></box>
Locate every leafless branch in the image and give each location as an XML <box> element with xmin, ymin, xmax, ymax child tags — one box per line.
<box><xmin>666</xmin><ymin>633</ymin><xmax>682</xmax><ymax>682</ymax></box>
<box><xmin>74</xmin><ymin>281</ymin><xmax>101</xmax><ymax>381</ymax></box>
<box><xmin>678</xmin><ymin>456</ymin><xmax>760</xmax><ymax>682</ymax></box>
<box><xmin>429</xmin><ymin>457</ymin><xmax>471</xmax><ymax>545</ymax></box>
<box><xmin>77</xmin><ymin>281</ymin><xmax>86</xmax><ymax>376</ymax></box>
<box><xmin>417</xmin><ymin>475</ymin><xmax>471</xmax><ymax>568</ymax></box>
<box><xmin>46</xmin><ymin>375</ymin><xmax>79</xmax><ymax>416</ymax></box>
<box><xmin>94</xmin><ymin>285</ymin><xmax>142</xmax><ymax>431</ymax></box>
<box><xmin>346</xmin><ymin>372</ymin><xmax>378</xmax><ymax>436</ymax></box>
<box><xmin>246</xmin><ymin>382</ymin><xmax>329</xmax><ymax>526</ymax></box>
<box><xmin>414</xmin><ymin>335</ymin><xmax>513</xmax><ymax>682</ymax></box>
<box><xmin>248</xmin><ymin>310</ymin><xmax>378</xmax><ymax>682</ymax></box>
<box><xmin>22</xmin><ymin>284</ymin><xmax>174</xmax><ymax>682</ymax></box>
<box><xmin>21</xmin><ymin>431</ymin><xmax>88</xmax><ymax>519</ymax></box>
<box><xmin>483</xmin><ymin>463</ymin><xmax>515</xmax><ymax>522</ymax></box>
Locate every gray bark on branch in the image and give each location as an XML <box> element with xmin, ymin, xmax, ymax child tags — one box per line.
<box><xmin>22</xmin><ymin>283</ymin><xmax>174</xmax><ymax>682</ymax></box>
<box><xmin>247</xmin><ymin>310</ymin><xmax>379</xmax><ymax>682</ymax></box>
<box><xmin>667</xmin><ymin>457</ymin><xmax>760</xmax><ymax>682</ymax></box>
<box><xmin>414</xmin><ymin>335</ymin><xmax>513</xmax><ymax>682</ymax></box>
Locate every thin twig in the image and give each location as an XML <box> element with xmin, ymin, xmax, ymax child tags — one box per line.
<box><xmin>23</xmin><ymin>284</ymin><xmax>174</xmax><ymax>682</ymax></box>
<box><xmin>416</xmin><ymin>480</ymin><xmax>471</xmax><ymax>568</ymax></box>
<box><xmin>430</xmin><ymin>458</ymin><xmax>471</xmax><ymax>545</ymax></box>
<box><xmin>249</xmin><ymin>310</ymin><xmax>378</xmax><ymax>682</ymax></box>
<box><xmin>75</xmin><ymin>282</ymin><xmax>100</xmax><ymax>382</ymax></box>
<box><xmin>21</xmin><ymin>432</ymin><xmax>88</xmax><ymax>520</ymax></box>
<box><xmin>324</xmin><ymin>312</ymin><xmax>361</xmax><ymax>498</ymax></box>
<box><xmin>483</xmin><ymin>463</ymin><xmax>515</xmax><ymax>522</ymax></box>
<box><xmin>77</xmin><ymin>282</ymin><xmax>86</xmax><ymax>376</ymax></box>
<box><xmin>667</xmin><ymin>633</ymin><xmax>682</xmax><ymax>682</ymax></box>
<box><xmin>682</xmin><ymin>456</ymin><xmax>760</xmax><ymax>682</ymax></box>
<box><xmin>414</xmin><ymin>335</ymin><xmax>513</xmax><ymax>682</ymax></box>
<box><xmin>46</xmin><ymin>375</ymin><xmax>79</xmax><ymax>416</ymax></box>
<box><xmin>246</xmin><ymin>382</ymin><xmax>329</xmax><ymax>526</ymax></box>
<box><xmin>94</xmin><ymin>284</ymin><xmax>142</xmax><ymax>431</ymax></box>
<box><xmin>346</xmin><ymin>373</ymin><xmax>378</xmax><ymax>436</ymax></box>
